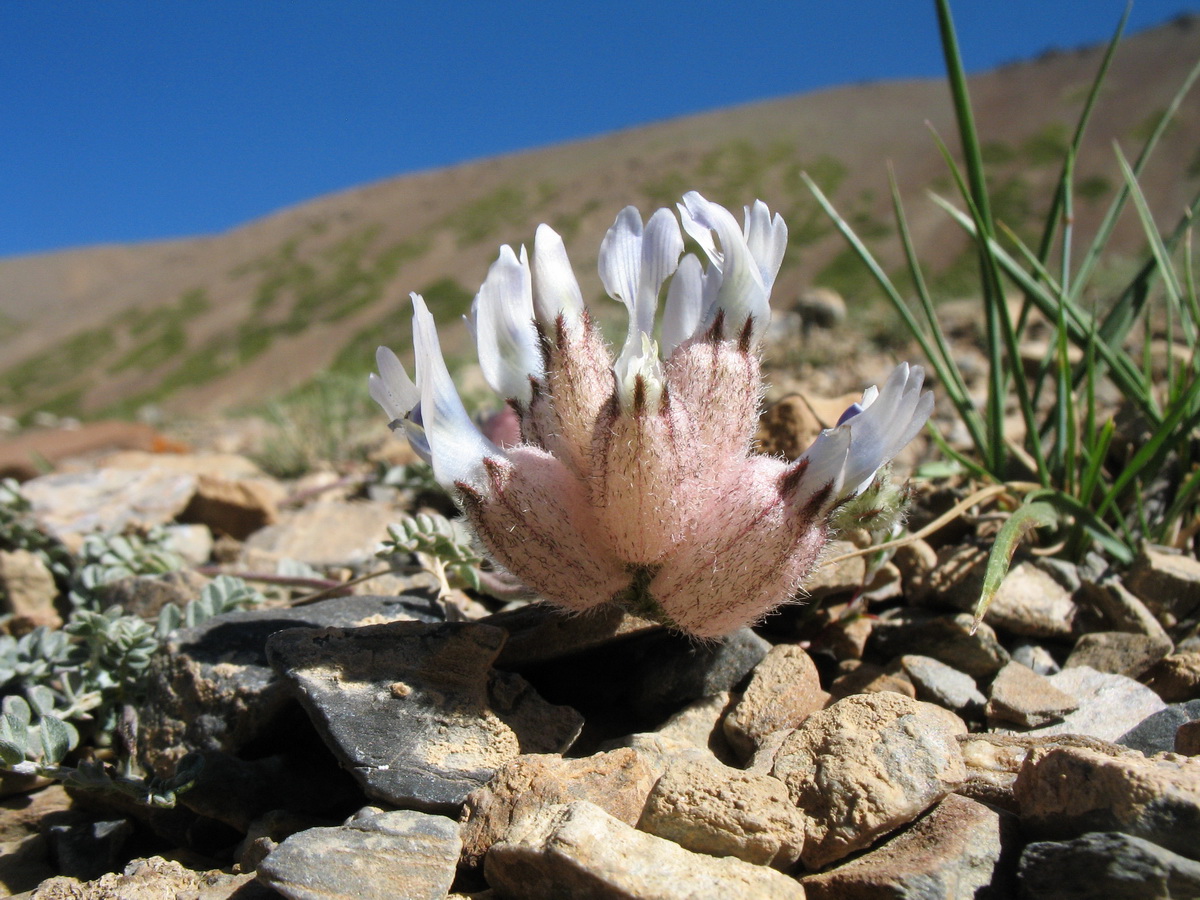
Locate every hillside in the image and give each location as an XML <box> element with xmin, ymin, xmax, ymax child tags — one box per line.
<box><xmin>1</xmin><ymin>15</ymin><xmax>1198</xmax><ymax>421</ymax></box>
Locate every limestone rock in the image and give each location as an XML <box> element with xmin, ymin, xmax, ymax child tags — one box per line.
<box><xmin>242</xmin><ymin>500</ymin><xmax>401</xmax><ymax>567</ymax></box>
<box><xmin>484</xmin><ymin>800</ymin><xmax>806</xmax><ymax>899</ymax></box>
<box><xmin>1010</xmin><ymin>666</ymin><xmax>1166</xmax><ymax>742</ymax></box>
<box><xmin>31</xmin><ymin>856</ymin><xmax>265</xmax><ymax>900</ymax></box>
<box><xmin>0</xmin><ymin>548</ymin><xmax>60</xmax><ymax>630</ymax></box>
<box><xmin>724</xmin><ymin>645</ymin><xmax>827</xmax><ymax>763</ymax></box>
<box><xmin>180</xmin><ymin>472</ymin><xmax>280</xmax><ymax>539</ymax></box>
<box><xmin>1019</xmin><ymin>831</ymin><xmax>1200</xmax><ymax>900</ymax></box>
<box><xmin>800</xmin><ymin>794</ymin><xmax>1016</xmax><ymax>899</ymax></box>
<box><xmin>899</xmin><ymin>654</ymin><xmax>986</xmax><ymax>716</ymax></box>
<box><xmin>771</xmin><ymin>692</ymin><xmax>967</xmax><ymax>869</ymax></box>
<box><xmin>1065</xmin><ymin>631</ymin><xmax>1172</xmax><ymax>679</ymax></box>
<box><xmin>267</xmin><ymin>620</ymin><xmax>583</xmax><ymax>813</ymax></box>
<box><xmin>1125</xmin><ymin>545</ymin><xmax>1200</xmax><ymax>627</ymax></box>
<box><xmin>1144</xmin><ymin>651</ymin><xmax>1200</xmax><ymax>702</ymax></box>
<box><xmin>867</xmin><ymin>611</ymin><xmax>1009</xmax><ymax>680</ymax></box>
<box><xmin>459</xmin><ymin>749</ymin><xmax>657</xmax><ymax>867</ymax></box>
<box><xmin>638</xmin><ymin>757</ymin><xmax>807</xmax><ymax>870</ymax></box>
<box><xmin>1015</xmin><ymin>744</ymin><xmax>1200</xmax><ymax>859</ymax></box>
<box><xmin>257</xmin><ymin>809</ymin><xmax>461</xmax><ymax>900</ymax></box>
<box><xmin>986</xmin><ymin>661</ymin><xmax>1078</xmax><ymax>729</ymax></box>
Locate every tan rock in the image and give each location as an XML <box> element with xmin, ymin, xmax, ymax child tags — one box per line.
<box><xmin>654</xmin><ymin>692</ymin><xmax>737</xmax><ymax>763</ymax></box>
<box><xmin>1126</xmin><ymin>545</ymin><xmax>1200</xmax><ymax>627</ymax></box>
<box><xmin>828</xmin><ymin>660</ymin><xmax>916</xmax><ymax>702</ymax></box>
<box><xmin>242</xmin><ymin>500</ymin><xmax>400</xmax><ymax>566</ymax></box>
<box><xmin>0</xmin><ymin>549</ymin><xmax>60</xmax><ymax>630</ymax></box>
<box><xmin>1015</xmin><ymin>745</ymin><xmax>1200</xmax><ymax>859</ymax></box>
<box><xmin>485</xmin><ymin>801</ymin><xmax>807</xmax><ymax>899</ymax></box>
<box><xmin>724</xmin><ymin>645</ymin><xmax>827</xmax><ymax>763</ymax></box>
<box><xmin>181</xmin><ymin>472</ymin><xmax>280</xmax><ymax>539</ymax></box>
<box><xmin>1144</xmin><ymin>652</ymin><xmax>1200</xmax><ymax>703</ymax></box>
<box><xmin>459</xmin><ymin>749</ymin><xmax>658</xmax><ymax>867</ymax></box>
<box><xmin>800</xmin><ymin>794</ymin><xmax>1015</xmax><ymax>898</ymax></box>
<box><xmin>31</xmin><ymin>856</ymin><xmax>257</xmax><ymax>900</ymax></box>
<box><xmin>1065</xmin><ymin>631</ymin><xmax>1172</xmax><ymax>679</ymax></box>
<box><xmin>771</xmin><ymin>692</ymin><xmax>967</xmax><ymax>869</ymax></box>
<box><xmin>956</xmin><ymin>732</ymin><xmax>1125</xmax><ymax>810</ymax></box>
<box><xmin>639</xmin><ymin>757</ymin><xmax>807</xmax><ymax>869</ymax></box>
<box><xmin>1177</xmin><ymin>720</ymin><xmax>1200</xmax><ymax>756</ymax></box>
<box><xmin>1076</xmin><ymin>574</ymin><xmax>1170</xmax><ymax>644</ymax></box>
<box><xmin>986</xmin><ymin>661</ymin><xmax>1078</xmax><ymax>728</ymax></box>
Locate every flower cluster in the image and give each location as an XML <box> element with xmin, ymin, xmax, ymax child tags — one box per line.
<box><xmin>370</xmin><ymin>192</ymin><xmax>932</xmax><ymax>638</ymax></box>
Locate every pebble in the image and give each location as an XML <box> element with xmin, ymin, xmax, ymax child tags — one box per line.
<box><xmin>1116</xmin><ymin>699</ymin><xmax>1200</xmax><ymax>755</ymax></box>
<box><xmin>267</xmin><ymin>620</ymin><xmax>583</xmax><ymax>813</ymax></box>
<box><xmin>800</xmin><ymin>794</ymin><xmax>1016</xmax><ymax>899</ymax></box>
<box><xmin>257</xmin><ymin>809</ymin><xmax>462</xmax><ymax>900</ymax></box>
<box><xmin>771</xmin><ymin>692</ymin><xmax>967</xmax><ymax>869</ymax></box>
<box><xmin>652</xmin><ymin>692</ymin><xmax>738</xmax><ymax>763</ymax></box>
<box><xmin>1009</xmin><ymin>641</ymin><xmax>1061</xmax><ymax>676</ymax></box>
<box><xmin>484</xmin><ymin>800</ymin><xmax>807</xmax><ymax>899</ymax></box>
<box><xmin>1076</xmin><ymin>571</ymin><xmax>1172</xmax><ymax>644</ymax></box>
<box><xmin>977</xmin><ymin>560</ymin><xmax>1078</xmax><ymax>640</ymax></box>
<box><xmin>1019</xmin><ymin>831</ymin><xmax>1200</xmax><ymax>900</ymax></box>
<box><xmin>1015</xmin><ymin>744</ymin><xmax>1200</xmax><ymax>860</ymax></box>
<box><xmin>899</xmin><ymin>654</ymin><xmax>986</xmax><ymax>716</ymax></box>
<box><xmin>1178</xmin><ymin>719</ymin><xmax>1200</xmax><ymax>755</ymax></box>
<box><xmin>828</xmin><ymin>660</ymin><xmax>917</xmax><ymax>701</ymax></box>
<box><xmin>1064</xmin><ymin>630</ymin><xmax>1172</xmax><ymax>679</ymax></box>
<box><xmin>0</xmin><ymin>548</ymin><xmax>60</xmax><ymax>630</ymax></box>
<box><xmin>1013</xmin><ymin>666</ymin><xmax>1167</xmax><ymax>742</ymax></box>
<box><xmin>986</xmin><ymin>661</ymin><xmax>1078</xmax><ymax>729</ymax></box>
<box><xmin>1124</xmin><ymin>544</ymin><xmax>1200</xmax><ymax>627</ymax></box>
<box><xmin>458</xmin><ymin>749</ymin><xmax>657</xmax><ymax>867</ymax></box>
<box><xmin>1143</xmin><ymin>651</ymin><xmax>1200</xmax><ymax>702</ymax></box>
<box><xmin>867</xmin><ymin>611</ymin><xmax>1010</xmax><ymax>680</ymax></box>
<box><xmin>180</xmin><ymin>471</ymin><xmax>279</xmax><ymax>540</ymax></box>
<box><xmin>638</xmin><ymin>757</ymin><xmax>808</xmax><ymax>870</ymax></box>
<box><xmin>723</xmin><ymin>645</ymin><xmax>828</xmax><ymax>763</ymax></box>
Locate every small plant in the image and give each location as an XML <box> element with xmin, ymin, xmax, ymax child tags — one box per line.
<box><xmin>377</xmin><ymin>513</ymin><xmax>483</xmax><ymax>597</ymax></box>
<box><xmin>805</xmin><ymin>0</ymin><xmax>1200</xmax><ymax>620</ymax></box>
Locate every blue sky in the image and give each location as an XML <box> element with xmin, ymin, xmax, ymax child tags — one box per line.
<box><xmin>2</xmin><ymin>1</ymin><xmax>1196</xmax><ymax>259</ymax></box>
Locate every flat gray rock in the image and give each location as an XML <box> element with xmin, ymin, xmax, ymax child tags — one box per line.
<box><xmin>267</xmin><ymin>620</ymin><xmax>583</xmax><ymax>813</ymax></box>
<box><xmin>1019</xmin><ymin>831</ymin><xmax>1200</xmax><ymax>900</ymax></box>
<box><xmin>900</xmin><ymin>654</ymin><xmax>986</xmax><ymax>716</ymax></box>
<box><xmin>1118</xmin><ymin>698</ymin><xmax>1200</xmax><ymax>755</ymax></box>
<box><xmin>1010</xmin><ymin>666</ymin><xmax>1167</xmax><ymax>742</ymax></box>
<box><xmin>257</xmin><ymin>809</ymin><xmax>461</xmax><ymax>900</ymax></box>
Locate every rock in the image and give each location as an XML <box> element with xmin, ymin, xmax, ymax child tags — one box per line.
<box><xmin>1065</xmin><ymin>631</ymin><xmax>1172</xmax><ymax>679</ymax></box>
<box><xmin>487</xmin><ymin>603</ymin><xmax>659</xmax><ymax>669</ymax></box>
<box><xmin>979</xmin><ymin>561</ymin><xmax>1078</xmax><ymax>639</ymax></box>
<box><xmin>986</xmin><ymin>661</ymin><xmax>1079</xmax><ymax>729</ymax></box>
<box><xmin>160</xmin><ymin>522</ymin><xmax>214</xmax><ymax>566</ymax></box>
<box><xmin>653</xmin><ymin>693</ymin><xmax>738</xmax><ymax>763</ymax></box>
<box><xmin>484</xmin><ymin>800</ymin><xmax>806</xmax><ymax>899</ymax></box>
<box><xmin>1125</xmin><ymin>545</ymin><xmax>1200</xmax><ymax>627</ymax></box>
<box><xmin>798</xmin><ymin>540</ymin><xmax>868</xmax><ymax>599</ymax></box>
<box><xmin>0</xmin><ymin>422</ymin><xmax>188</xmax><ymax>481</ymax></box>
<box><xmin>44</xmin><ymin>818</ymin><xmax>133</xmax><ymax>882</ymax></box>
<box><xmin>1076</xmin><ymin>571</ymin><xmax>1171</xmax><ymax>644</ymax></box>
<box><xmin>1116</xmin><ymin>699</ymin><xmax>1200</xmax><ymax>754</ymax></box>
<box><xmin>724</xmin><ymin>645</ymin><xmax>828</xmax><ymax>763</ymax></box>
<box><xmin>638</xmin><ymin>757</ymin><xmax>807</xmax><ymax>870</ymax></box>
<box><xmin>139</xmin><ymin>594</ymin><xmax>442</xmax><ymax>773</ymax></box>
<box><xmin>99</xmin><ymin>568</ymin><xmax>210</xmax><ymax>619</ymax></box>
<box><xmin>1010</xmin><ymin>641</ymin><xmax>1061</xmax><ymax>676</ymax></box>
<box><xmin>180</xmin><ymin>472</ymin><xmax>280</xmax><ymax>540</ymax></box>
<box><xmin>867</xmin><ymin>611</ymin><xmax>1009</xmax><ymax>681</ymax></box>
<box><xmin>31</xmin><ymin>856</ymin><xmax>266</xmax><ymax>900</ymax></box>
<box><xmin>771</xmin><ymin>692</ymin><xmax>967</xmax><ymax>869</ymax></box>
<box><xmin>796</xmin><ymin>287</ymin><xmax>847</xmax><ymax>329</ymax></box>
<box><xmin>956</xmin><ymin>732</ymin><xmax>1126</xmax><ymax>811</ymax></box>
<box><xmin>257</xmin><ymin>809</ymin><xmax>461</xmax><ymax>900</ymax></box>
<box><xmin>458</xmin><ymin>749</ymin><xmax>658</xmax><ymax>868</ymax></box>
<box><xmin>891</xmin><ymin>538</ymin><xmax>938</xmax><ymax>595</ymax></box>
<box><xmin>598</xmin><ymin>732</ymin><xmax>723</xmax><ymax>776</ymax></box>
<box><xmin>1018</xmin><ymin>831</ymin><xmax>1200</xmax><ymax>900</ymax></box>
<box><xmin>21</xmin><ymin>468</ymin><xmax>198</xmax><ymax>549</ymax></box>
<box><xmin>242</xmin><ymin>500</ymin><xmax>402</xmax><ymax>567</ymax></box>
<box><xmin>1015</xmin><ymin>744</ymin><xmax>1200</xmax><ymax>859</ymax></box>
<box><xmin>1178</xmin><ymin>719</ymin><xmax>1200</xmax><ymax>755</ymax></box>
<box><xmin>1144</xmin><ymin>651</ymin><xmax>1200</xmax><ymax>702</ymax></box>
<box><xmin>899</xmin><ymin>654</ymin><xmax>986</xmax><ymax>716</ymax></box>
<box><xmin>267</xmin><ymin>620</ymin><xmax>582</xmax><ymax>813</ymax></box>
<box><xmin>0</xmin><ymin>549</ymin><xmax>60</xmax><ymax>630</ymax></box>
<box><xmin>800</xmin><ymin>794</ymin><xmax>1017</xmax><ymax>899</ymax></box>
<box><xmin>756</xmin><ymin>394</ymin><xmax>825</xmax><ymax>461</ymax></box>
<box><xmin>1011</xmin><ymin>666</ymin><xmax>1167</xmax><ymax>742</ymax></box>
<box><xmin>828</xmin><ymin>660</ymin><xmax>916</xmax><ymax>701</ymax></box>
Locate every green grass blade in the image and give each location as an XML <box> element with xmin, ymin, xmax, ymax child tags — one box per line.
<box><xmin>973</xmin><ymin>500</ymin><xmax>1060</xmax><ymax>630</ymax></box>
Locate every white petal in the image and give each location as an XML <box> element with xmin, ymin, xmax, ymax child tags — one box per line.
<box><xmin>599</xmin><ymin>206</ymin><xmax>644</xmax><ymax>313</ymax></box>
<box><xmin>794</xmin><ymin>426</ymin><xmax>852</xmax><ymax>507</ymax></box>
<box><xmin>678</xmin><ymin>191</ymin><xmax>770</xmax><ymax>345</ymax></box>
<box><xmin>472</xmin><ymin>245</ymin><xmax>542</xmax><ymax>405</ymax></box>
<box><xmin>614</xmin><ymin>331</ymin><xmax>665</xmax><ymax>414</ymax></box>
<box><xmin>742</xmin><ymin>200</ymin><xmax>788</xmax><ymax>295</ymax></box>
<box><xmin>662</xmin><ymin>253</ymin><xmax>703</xmax><ymax>356</ymax></box>
<box><xmin>837</xmin><ymin>363</ymin><xmax>933</xmax><ymax>498</ymax></box>
<box><xmin>368</xmin><ymin>346</ymin><xmax>418</xmax><ymax>422</ymax></box>
<box><xmin>636</xmin><ymin>207</ymin><xmax>683</xmax><ymax>336</ymax></box>
<box><xmin>532</xmin><ymin>224</ymin><xmax>584</xmax><ymax>329</ymax></box>
<box><xmin>411</xmin><ymin>294</ymin><xmax>502</xmax><ymax>491</ymax></box>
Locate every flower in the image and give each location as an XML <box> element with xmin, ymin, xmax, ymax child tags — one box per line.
<box><xmin>370</xmin><ymin>192</ymin><xmax>933</xmax><ymax>638</ymax></box>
